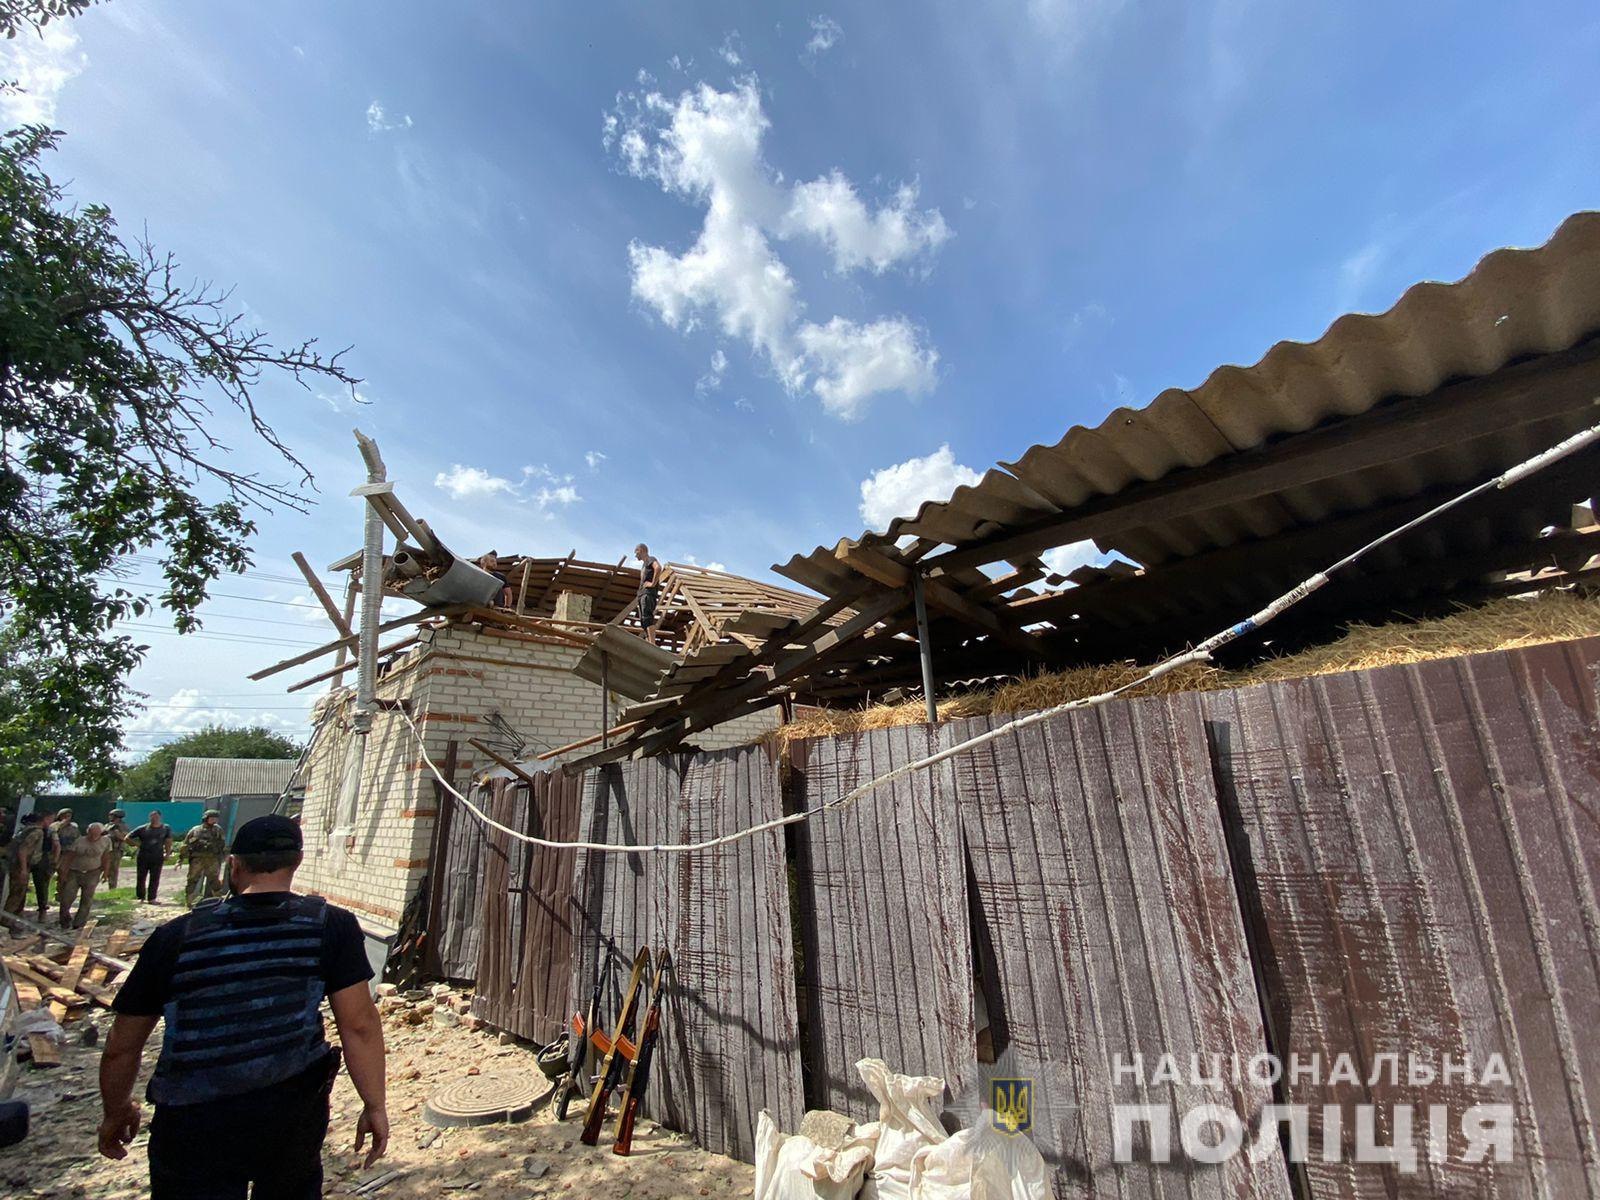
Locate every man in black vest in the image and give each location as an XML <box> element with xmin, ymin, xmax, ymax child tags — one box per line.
<box><xmin>96</xmin><ymin>814</ymin><xmax>389</xmax><ymax>1197</ymax></box>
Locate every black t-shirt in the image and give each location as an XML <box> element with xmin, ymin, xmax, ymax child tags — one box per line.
<box><xmin>112</xmin><ymin>892</ymin><xmax>374</xmax><ymax>1017</ymax></box>
<box><xmin>126</xmin><ymin>825</ymin><xmax>173</xmax><ymax>860</ymax></box>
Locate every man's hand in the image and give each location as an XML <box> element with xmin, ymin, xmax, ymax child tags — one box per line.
<box><xmin>97</xmin><ymin>1100</ymin><xmax>141</xmax><ymax>1160</ymax></box>
<box><xmin>354</xmin><ymin>1104</ymin><xmax>389</xmax><ymax>1167</ymax></box>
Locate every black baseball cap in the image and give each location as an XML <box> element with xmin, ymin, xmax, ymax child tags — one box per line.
<box><xmin>230</xmin><ymin>814</ymin><xmax>303</xmax><ymax>855</ymax></box>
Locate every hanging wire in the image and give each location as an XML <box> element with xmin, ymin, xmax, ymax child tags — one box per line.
<box><xmin>401</xmin><ymin>420</ymin><xmax>1600</xmax><ymax>856</ymax></box>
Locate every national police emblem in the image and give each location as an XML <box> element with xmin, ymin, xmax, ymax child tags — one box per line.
<box><xmin>990</xmin><ymin>1078</ymin><xmax>1033</xmax><ymax>1135</ymax></box>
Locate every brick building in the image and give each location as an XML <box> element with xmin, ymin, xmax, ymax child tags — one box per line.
<box><xmin>289</xmin><ymin>557</ymin><xmax>822</xmax><ymax>937</ymax></box>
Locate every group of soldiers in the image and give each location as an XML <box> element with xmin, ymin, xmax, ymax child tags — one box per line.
<box><xmin>2</xmin><ymin>807</ymin><xmax>233</xmax><ymax>926</ymax></box>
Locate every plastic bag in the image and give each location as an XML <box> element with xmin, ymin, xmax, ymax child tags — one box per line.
<box><xmin>857</xmin><ymin>1059</ymin><xmax>950</xmax><ymax>1200</ymax></box>
<box><xmin>755</xmin><ymin>1110</ymin><xmax>879</xmax><ymax>1200</ymax></box>
<box><xmin>14</xmin><ymin>1011</ymin><xmax>65</xmax><ymax>1042</ymax></box>
<box><xmin>911</xmin><ymin>1119</ymin><xmax>1049</xmax><ymax>1200</ymax></box>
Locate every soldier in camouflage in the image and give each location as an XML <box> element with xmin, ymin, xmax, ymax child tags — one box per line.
<box><xmin>182</xmin><ymin>811</ymin><xmax>227</xmax><ymax>908</ymax></box>
<box><xmin>3</xmin><ymin>814</ymin><xmax>45</xmax><ymax>916</ymax></box>
<box><xmin>105</xmin><ymin>809</ymin><xmax>130</xmax><ymax>889</ymax></box>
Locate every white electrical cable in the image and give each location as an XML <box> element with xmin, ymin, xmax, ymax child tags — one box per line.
<box><xmin>402</xmin><ymin>420</ymin><xmax>1600</xmax><ymax>857</ymax></box>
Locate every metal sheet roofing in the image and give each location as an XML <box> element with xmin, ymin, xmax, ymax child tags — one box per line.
<box><xmin>788</xmin><ymin>209</ymin><xmax>1600</xmax><ymax>574</ymax></box>
<box><xmin>167</xmin><ymin>757</ymin><xmax>298</xmax><ymax>801</ymax></box>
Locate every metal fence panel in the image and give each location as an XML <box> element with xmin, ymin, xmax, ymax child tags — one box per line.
<box><xmin>1203</xmin><ymin>638</ymin><xmax>1600</xmax><ymax>1199</ymax></box>
<box><xmin>471</xmin><ymin>772</ymin><xmax>584</xmax><ymax>1042</ymax></box>
<box><xmin>790</xmin><ymin>726</ymin><xmax>976</xmax><ymax>1123</ymax></box>
<box><xmin>947</xmin><ymin>694</ymin><xmax>1292</xmax><ymax>1200</ymax></box>
<box><xmin>570</xmin><ymin>746</ymin><xmax>803</xmax><ymax>1161</ymax></box>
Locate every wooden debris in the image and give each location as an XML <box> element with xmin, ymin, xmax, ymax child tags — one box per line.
<box><xmin>26</xmin><ymin>1033</ymin><xmax>60</xmax><ymax>1068</ymax></box>
<box><xmin>15</xmin><ymin>982</ymin><xmax>41</xmax><ymax>1012</ymax></box>
<box><xmin>0</xmin><ymin>910</ymin><xmax>134</xmax><ymax>973</ymax></box>
<box><xmin>60</xmin><ymin>921</ymin><xmax>97</xmax><ymax>991</ymax></box>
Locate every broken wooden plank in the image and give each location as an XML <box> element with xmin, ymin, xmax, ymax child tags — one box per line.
<box><xmin>287</xmin><ymin>633</ymin><xmax>421</xmax><ymax>693</ymax></box>
<box><xmin>294</xmin><ymin>551</ymin><xmax>355</xmax><ymax>639</ymax></box>
<box><xmin>534</xmin><ymin>719</ymin><xmax>645</xmax><ymax>761</ymax></box>
<box><xmin>0</xmin><ymin>911</ymin><xmax>134</xmax><ymax>972</ymax></box>
<box><xmin>248</xmin><ymin>606</ymin><xmax>459</xmax><ymax>681</ymax></box>
<box><xmin>26</xmin><ymin>1033</ymin><xmax>60</xmax><ymax>1067</ymax></box>
<box><xmin>15</xmin><ymin>981</ymin><xmax>41</xmax><ymax>1011</ymax></box>
<box><xmin>60</xmin><ymin>940</ymin><xmax>93</xmax><ymax>992</ymax></box>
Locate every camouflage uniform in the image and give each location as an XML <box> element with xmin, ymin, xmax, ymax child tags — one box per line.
<box><xmin>3</xmin><ymin>825</ymin><xmax>44</xmax><ymax>916</ymax></box>
<box><xmin>105</xmin><ymin>813</ymin><xmax>130</xmax><ymax>888</ymax></box>
<box><xmin>183</xmin><ymin>818</ymin><xmax>227</xmax><ymax>908</ymax></box>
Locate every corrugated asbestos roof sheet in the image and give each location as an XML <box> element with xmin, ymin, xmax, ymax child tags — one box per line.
<box><xmin>168</xmin><ymin>757</ymin><xmax>298</xmax><ymax>801</ymax></box>
<box><xmin>791</xmin><ymin>210</ymin><xmax>1600</xmax><ymax>572</ymax></box>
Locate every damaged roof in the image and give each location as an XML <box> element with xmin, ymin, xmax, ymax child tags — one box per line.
<box><xmin>568</xmin><ymin>210</ymin><xmax>1600</xmax><ymax>768</ymax></box>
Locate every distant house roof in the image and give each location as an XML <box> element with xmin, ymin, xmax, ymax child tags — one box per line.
<box><xmin>168</xmin><ymin>757</ymin><xmax>298</xmax><ymax>802</ymax></box>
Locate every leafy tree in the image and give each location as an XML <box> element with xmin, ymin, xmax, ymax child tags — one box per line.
<box><xmin>1</xmin><ymin>0</ymin><xmax>98</xmax><ymax>40</ymax></box>
<box><xmin>0</xmin><ymin>2</ymin><xmax>359</xmax><ymax>792</ymax></box>
<box><xmin>118</xmin><ymin>724</ymin><xmax>304</xmax><ymax>804</ymax></box>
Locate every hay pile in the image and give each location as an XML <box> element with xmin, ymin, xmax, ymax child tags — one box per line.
<box><xmin>777</xmin><ymin>590</ymin><xmax>1600</xmax><ymax>744</ymax></box>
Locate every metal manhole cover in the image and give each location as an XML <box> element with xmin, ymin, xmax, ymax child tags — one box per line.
<box><xmin>423</xmin><ymin>1072</ymin><xmax>544</xmax><ymax>1127</ymax></box>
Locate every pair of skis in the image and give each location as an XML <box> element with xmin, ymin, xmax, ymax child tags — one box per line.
<box><xmin>576</xmin><ymin>944</ymin><xmax>670</xmax><ymax>1155</ymax></box>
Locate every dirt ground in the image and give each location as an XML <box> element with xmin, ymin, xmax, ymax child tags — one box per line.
<box><xmin>2</xmin><ymin>896</ymin><xmax>754</xmax><ymax>1199</ymax></box>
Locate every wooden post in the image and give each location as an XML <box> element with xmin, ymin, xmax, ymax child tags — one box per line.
<box><xmin>421</xmin><ymin>739</ymin><xmax>459</xmax><ymax>980</ymax></box>
<box><xmin>600</xmin><ymin>651</ymin><xmax>610</xmax><ymax>749</ymax></box>
<box><xmin>293</xmin><ymin>552</ymin><xmax>355</xmax><ymax>639</ymax></box>
<box><xmin>912</xmin><ymin>572</ymin><xmax>937</xmax><ymax>725</ymax></box>
<box><xmin>516</xmin><ymin>559</ymin><xmax>533</xmax><ymax>616</ymax></box>
<box><xmin>332</xmin><ymin>575</ymin><xmax>359</xmax><ymax>675</ymax></box>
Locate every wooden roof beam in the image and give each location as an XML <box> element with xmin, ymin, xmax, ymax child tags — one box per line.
<box><xmin>834</xmin><ymin>542</ymin><xmax>1050</xmax><ymax>658</ymax></box>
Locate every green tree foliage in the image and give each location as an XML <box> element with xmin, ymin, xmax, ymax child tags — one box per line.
<box><xmin>0</xmin><ymin>35</ymin><xmax>358</xmax><ymax>791</ymax></box>
<box><xmin>118</xmin><ymin>724</ymin><xmax>304</xmax><ymax>804</ymax></box>
<box><xmin>0</xmin><ymin>0</ymin><xmax>98</xmax><ymax>40</ymax></box>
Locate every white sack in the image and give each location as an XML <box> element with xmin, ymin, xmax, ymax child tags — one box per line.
<box><xmin>857</xmin><ymin>1058</ymin><xmax>950</xmax><ymax>1200</ymax></box>
<box><xmin>911</xmin><ymin>1119</ymin><xmax>1049</xmax><ymax>1200</ymax></box>
<box><xmin>755</xmin><ymin>1110</ymin><xmax>879</xmax><ymax>1200</ymax></box>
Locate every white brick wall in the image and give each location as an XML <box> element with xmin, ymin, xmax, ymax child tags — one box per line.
<box><xmin>295</xmin><ymin>624</ymin><xmax>778</xmax><ymax>932</ymax></box>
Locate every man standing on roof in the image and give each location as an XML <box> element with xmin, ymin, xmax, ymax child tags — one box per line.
<box><xmin>478</xmin><ymin>550</ymin><xmax>514</xmax><ymax>608</ymax></box>
<box><xmin>181</xmin><ymin>811</ymin><xmax>227</xmax><ymax>908</ymax></box>
<box><xmin>635</xmin><ymin>543</ymin><xmax>663</xmax><ymax>646</ymax></box>
<box><xmin>98</xmin><ymin>814</ymin><xmax>388</xmax><ymax>1196</ymax></box>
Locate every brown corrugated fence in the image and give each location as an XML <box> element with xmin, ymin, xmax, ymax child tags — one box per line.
<box><xmin>424</xmin><ymin>637</ymin><xmax>1600</xmax><ymax>1197</ymax></box>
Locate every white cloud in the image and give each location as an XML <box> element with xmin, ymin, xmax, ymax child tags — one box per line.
<box><xmin>1041</xmin><ymin>541</ymin><xmax>1107</xmax><ymax>578</ymax></box>
<box><xmin>434</xmin><ymin>463</ymin><xmax>517</xmax><ymax>499</ymax></box>
<box><xmin>0</xmin><ymin>22</ymin><xmax>87</xmax><ymax>126</ymax></box>
<box><xmin>797</xmin><ymin>317</ymin><xmax>937</xmax><ymax>420</ymax></box>
<box><xmin>123</xmin><ymin>688</ymin><xmax>307</xmax><ymax>746</ymax></box>
<box><xmin>682</xmin><ymin>553</ymin><xmax>728</xmax><ymax>572</ymax></box>
<box><xmin>522</xmin><ymin>464</ymin><xmax>575</xmax><ymax>484</ymax></box>
<box><xmin>610</xmin><ymin>78</ymin><xmax>947</xmax><ymax>417</ymax></box>
<box><xmin>784</xmin><ymin>174</ymin><xmax>949</xmax><ymax>274</ymax></box>
<box><xmin>696</xmin><ymin>347</ymin><xmax>731</xmax><ymax>396</ymax></box>
<box><xmin>804</xmin><ymin>16</ymin><xmax>844</xmax><ymax>59</ymax></box>
<box><xmin>533</xmin><ymin>485</ymin><xmax>579</xmax><ymax>508</ymax></box>
<box><xmin>584</xmin><ymin>450</ymin><xmax>607</xmax><ymax>471</ymax></box>
<box><xmin>366</xmin><ymin>100</ymin><xmax>413</xmax><ymax>133</ymax></box>
<box><xmin>1063</xmin><ymin>301</ymin><xmax>1109</xmax><ymax>348</ymax></box>
<box><xmin>718</xmin><ymin>32</ymin><xmax>743</xmax><ymax>66</ymax></box>
<box><xmin>734</xmin><ymin>397</ymin><xmax>755</xmax><ymax>412</ymax></box>
<box><xmin>859</xmin><ymin>444</ymin><xmax>981</xmax><ymax>531</ymax></box>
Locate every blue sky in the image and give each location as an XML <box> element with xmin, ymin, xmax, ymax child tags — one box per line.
<box><xmin>4</xmin><ymin>0</ymin><xmax>1596</xmax><ymax>754</ymax></box>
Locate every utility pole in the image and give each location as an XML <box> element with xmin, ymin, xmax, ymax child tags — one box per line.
<box><xmin>331</xmin><ymin>430</ymin><xmax>387</xmax><ymax>864</ymax></box>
